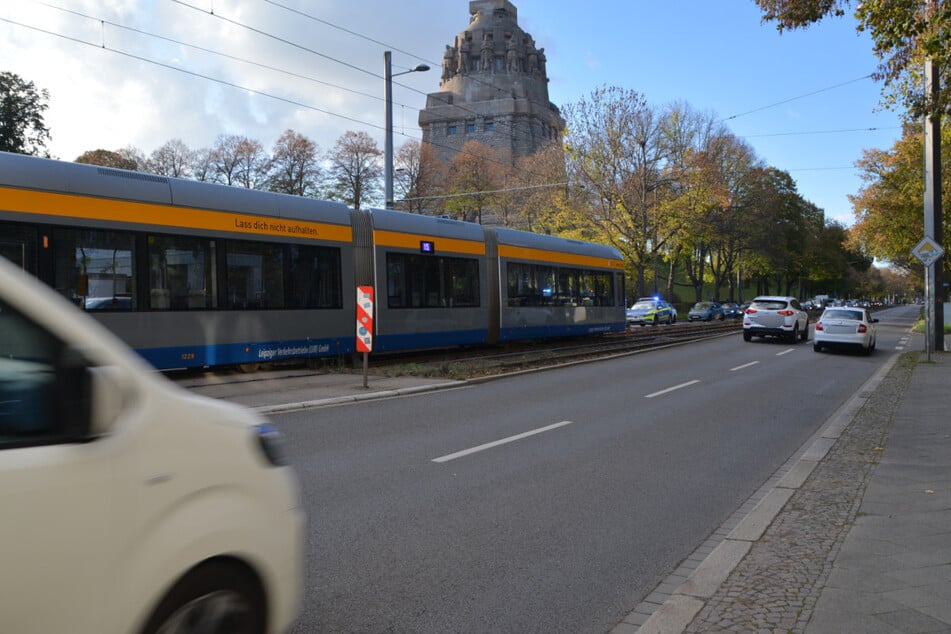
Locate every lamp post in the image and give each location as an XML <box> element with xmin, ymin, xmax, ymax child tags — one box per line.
<box><xmin>384</xmin><ymin>51</ymin><xmax>429</xmax><ymax>209</ymax></box>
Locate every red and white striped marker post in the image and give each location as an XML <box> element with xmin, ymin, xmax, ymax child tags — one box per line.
<box><xmin>356</xmin><ymin>286</ymin><xmax>374</xmax><ymax>387</ymax></box>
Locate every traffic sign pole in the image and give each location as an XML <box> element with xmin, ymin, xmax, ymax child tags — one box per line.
<box><xmin>356</xmin><ymin>286</ymin><xmax>374</xmax><ymax>388</ymax></box>
<box><xmin>912</xmin><ymin>237</ymin><xmax>944</xmax><ymax>360</ymax></box>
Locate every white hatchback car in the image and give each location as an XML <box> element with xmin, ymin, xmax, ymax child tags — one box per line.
<box><xmin>813</xmin><ymin>307</ymin><xmax>879</xmax><ymax>355</ymax></box>
<box><xmin>742</xmin><ymin>296</ymin><xmax>810</xmax><ymax>343</ymax></box>
<box><xmin>0</xmin><ymin>257</ymin><xmax>304</xmax><ymax>634</ymax></box>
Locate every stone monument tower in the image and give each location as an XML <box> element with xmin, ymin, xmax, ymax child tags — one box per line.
<box><xmin>418</xmin><ymin>0</ymin><xmax>565</xmax><ymax>167</ymax></box>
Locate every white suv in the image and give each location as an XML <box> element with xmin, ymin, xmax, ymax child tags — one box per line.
<box><xmin>0</xmin><ymin>257</ymin><xmax>303</xmax><ymax>634</ymax></box>
<box><xmin>742</xmin><ymin>295</ymin><xmax>810</xmax><ymax>343</ymax></box>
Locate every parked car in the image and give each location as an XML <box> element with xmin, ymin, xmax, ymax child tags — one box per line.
<box><xmin>0</xmin><ymin>256</ymin><xmax>304</xmax><ymax>634</ymax></box>
<box><xmin>742</xmin><ymin>295</ymin><xmax>810</xmax><ymax>343</ymax></box>
<box><xmin>688</xmin><ymin>301</ymin><xmax>725</xmax><ymax>321</ymax></box>
<box><xmin>627</xmin><ymin>298</ymin><xmax>677</xmax><ymax>326</ymax></box>
<box><xmin>721</xmin><ymin>302</ymin><xmax>743</xmax><ymax>319</ymax></box>
<box><xmin>813</xmin><ymin>307</ymin><xmax>878</xmax><ymax>355</ymax></box>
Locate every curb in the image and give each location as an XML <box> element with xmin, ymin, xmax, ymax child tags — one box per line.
<box><xmin>617</xmin><ymin>350</ymin><xmax>902</xmax><ymax>633</ymax></box>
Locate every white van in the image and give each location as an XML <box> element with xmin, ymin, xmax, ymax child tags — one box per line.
<box><xmin>0</xmin><ymin>255</ymin><xmax>304</xmax><ymax>634</ymax></box>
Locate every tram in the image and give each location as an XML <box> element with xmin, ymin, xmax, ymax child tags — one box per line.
<box><xmin>0</xmin><ymin>151</ymin><xmax>626</xmax><ymax>370</ymax></box>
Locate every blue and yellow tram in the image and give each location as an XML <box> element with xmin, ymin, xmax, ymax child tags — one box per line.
<box><xmin>0</xmin><ymin>151</ymin><xmax>625</xmax><ymax>369</ymax></box>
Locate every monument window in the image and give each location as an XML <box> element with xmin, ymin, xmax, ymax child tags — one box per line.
<box><xmin>447</xmin><ymin>126</ymin><xmax>457</xmax><ymax>136</ymax></box>
<box><xmin>466</xmin><ymin>123</ymin><xmax>475</xmax><ymax>134</ymax></box>
<box><xmin>485</xmin><ymin>121</ymin><xmax>494</xmax><ymax>132</ymax></box>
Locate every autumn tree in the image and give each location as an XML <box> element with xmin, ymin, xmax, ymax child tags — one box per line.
<box><xmin>327</xmin><ymin>130</ymin><xmax>382</xmax><ymax>210</ymax></box>
<box><xmin>75</xmin><ymin>149</ymin><xmax>138</xmax><ymax>170</ymax></box>
<box><xmin>147</xmin><ymin>139</ymin><xmax>194</xmax><ymax>178</ymax></box>
<box><xmin>0</xmin><ymin>71</ymin><xmax>51</xmax><ymax>156</ymax></box>
<box><xmin>509</xmin><ymin>145</ymin><xmax>572</xmax><ymax>234</ymax></box>
<box><xmin>562</xmin><ymin>86</ymin><xmax>670</xmax><ymax>298</ymax></box>
<box><xmin>234</xmin><ymin>137</ymin><xmax>270</xmax><ymax>189</ymax></box>
<box><xmin>849</xmin><ymin>121</ymin><xmax>951</xmax><ymax>268</ymax></box>
<box><xmin>269</xmin><ymin>129</ymin><xmax>321</xmax><ymax>197</ymax></box>
<box><xmin>394</xmin><ymin>140</ymin><xmax>447</xmax><ymax>214</ymax></box>
<box><xmin>445</xmin><ymin>140</ymin><xmax>506</xmax><ymax>224</ymax></box>
<box><xmin>207</xmin><ymin>134</ymin><xmax>249</xmax><ymax>186</ymax></box>
<box><xmin>192</xmin><ymin>147</ymin><xmax>216</xmax><ymax>183</ymax></box>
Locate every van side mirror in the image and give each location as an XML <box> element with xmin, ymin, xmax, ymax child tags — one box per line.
<box><xmin>87</xmin><ymin>365</ymin><xmax>127</xmax><ymax>435</ymax></box>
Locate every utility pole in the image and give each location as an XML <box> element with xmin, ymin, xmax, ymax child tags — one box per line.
<box><xmin>924</xmin><ymin>0</ymin><xmax>944</xmax><ymax>352</ymax></box>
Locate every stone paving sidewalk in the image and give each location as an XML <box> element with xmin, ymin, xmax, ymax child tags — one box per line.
<box><xmin>681</xmin><ymin>352</ymin><xmax>918</xmax><ymax>632</ymax></box>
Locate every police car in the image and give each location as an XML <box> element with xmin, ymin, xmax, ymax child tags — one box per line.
<box><xmin>626</xmin><ymin>297</ymin><xmax>677</xmax><ymax>326</ymax></box>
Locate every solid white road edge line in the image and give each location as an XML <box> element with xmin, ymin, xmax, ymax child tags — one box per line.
<box><xmin>432</xmin><ymin>420</ymin><xmax>574</xmax><ymax>463</ymax></box>
<box><xmin>645</xmin><ymin>380</ymin><xmax>700</xmax><ymax>399</ymax></box>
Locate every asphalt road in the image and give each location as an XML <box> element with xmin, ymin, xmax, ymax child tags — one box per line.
<box><xmin>277</xmin><ymin>305</ymin><xmax>920</xmax><ymax>633</ymax></box>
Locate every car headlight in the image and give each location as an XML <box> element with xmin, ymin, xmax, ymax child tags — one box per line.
<box><xmin>254</xmin><ymin>423</ymin><xmax>290</xmax><ymax>467</ymax></box>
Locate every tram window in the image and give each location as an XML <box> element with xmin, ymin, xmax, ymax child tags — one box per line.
<box><xmin>147</xmin><ymin>235</ymin><xmax>216</xmax><ymax>310</ymax></box>
<box><xmin>287</xmin><ymin>245</ymin><xmax>342</xmax><ymax>309</ymax></box>
<box><xmin>226</xmin><ymin>241</ymin><xmax>284</xmax><ymax>309</ymax></box>
<box><xmin>386</xmin><ymin>253</ymin><xmax>479</xmax><ymax>309</ymax></box>
<box><xmin>52</xmin><ymin>228</ymin><xmax>135</xmax><ymax>311</ymax></box>
<box><xmin>580</xmin><ymin>271</ymin><xmax>615</xmax><ymax>307</ymax></box>
<box><xmin>0</xmin><ymin>222</ymin><xmax>38</xmax><ymax>274</ymax></box>
<box><xmin>507</xmin><ymin>263</ymin><xmax>615</xmax><ymax>307</ymax></box>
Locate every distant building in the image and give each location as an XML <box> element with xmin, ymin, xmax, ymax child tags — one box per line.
<box><xmin>418</xmin><ymin>0</ymin><xmax>565</xmax><ymax>167</ymax></box>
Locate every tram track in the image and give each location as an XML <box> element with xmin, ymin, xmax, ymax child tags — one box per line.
<box><xmin>367</xmin><ymin>319</ymin><xmax>743</xmax><ymax>379</ymax></box>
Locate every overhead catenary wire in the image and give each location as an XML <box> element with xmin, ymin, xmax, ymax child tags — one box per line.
<box><xmin>0</xmin><ymin>12</ymin><xmax>530</xmax><ymax>179</ymax></box>
<box><xmin>5</xmin><ymin>2</ymin><xmax>895</xmax><ymax>185</ymax></box>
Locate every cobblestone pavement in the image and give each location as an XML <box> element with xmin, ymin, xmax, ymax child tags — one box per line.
<box><xmin>682</xmin><ymin>352</ymin><xmax>918</xmax><ymax>633</ymax></box>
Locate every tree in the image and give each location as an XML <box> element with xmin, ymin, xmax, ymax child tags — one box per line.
<box><xmin>208</xmin><ymin>134</ymin><xmax>265</xmax><ymax>187</ymax></box>
<box><xmin>269</xmin><ymin>129</ymin><xmax>321</xmax><ymax>197</ymax></box>
<box><xmin>233</xmin><ymin>137</ymin><xmax>270</xmax><ymax>189</ymax></box>
<box><xmin>191</xmin><ymin>147</ymin><xmax>216</xmax><ymax>182</ymax></box>
<box><xmin>75</xmin><ymin>149</ymin><xmax>138</xmax><ymax>170</ymax></box>
<box><xmin>393</xmin><ymin>141</ymin><xmax>433</xmax><ymax>213</ymax></box>
<box><xmin>445</xmin><ymin>141</ymin><xmax>506</xmax><ymax>224</ymax></box>
<box><xmin>754</xmin><ymin>0</ymin><xmax>951</xmax><ymax>117</ymax></box>
<box><xmin>849</xmin><ymin>121</ymin><xmax>951</xmax><ymax>268</ymax></box>
<box><xmin>509</xmin><ymin>145</ymin><xmax>572</xmax><ymax>233</ymax></box>
<box><xmin>0</xmin><ymin>72</ymin><xmax>51</xmax><ymax>156</ymax></box>
<box><xmin>147</xmin><ymin>139</ymin><xmax>194</xmax><ymax>178</ymax></box>
<box><xmin>327</xmin><ymin>130</ymin><xmax>382</xmax><ymax>210</ymax></box>
<box><xmin>562</xmin><ymin>86</ymin><xmax>670</xmax><ymax>298</ymax></box>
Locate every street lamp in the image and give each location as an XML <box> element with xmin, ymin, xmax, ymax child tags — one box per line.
<box><xmin>384</xmin><ymin>51</ymin><xmax>429</xmax><ymax>209</ymax></box>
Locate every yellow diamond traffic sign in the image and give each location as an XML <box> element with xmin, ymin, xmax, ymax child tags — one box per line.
<box><xmin>912</xmin><ymin>236</ymin><xmax>944</xmax><ymax>266</ymax></box>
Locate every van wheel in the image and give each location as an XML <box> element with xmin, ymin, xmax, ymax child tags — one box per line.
<box><xmin>141</xmin><ymin>561</ymin><xmax>266</xmax><ymax>634</ymax></box>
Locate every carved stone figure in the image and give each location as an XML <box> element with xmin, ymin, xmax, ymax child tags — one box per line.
<box><xmin>458</xmin><ymin>38</ymin><xmax>471</xmax><ymax>74</ymax></box>
<box><xmin>480</xmin><ymin>33</ymin><xmax>493</xmax><ymax>72</ymax></box>
<box><xmin>442</xmin><ymin>44</ymin><xmax>457</xmax><ymax>82</ymax></box>
<box><xmin>526</xmin><ymin>40</ymin><xmax>539</xmax><ymax>74</ymax></box>
<box><xmin>506</xmin><ymin>39</ymin><xmax>519</xmax><ymax>72</ymax></box>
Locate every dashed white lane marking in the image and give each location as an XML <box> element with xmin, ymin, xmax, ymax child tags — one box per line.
<box><xmin>776</xmin><ymin>348</ymin><xmax>795</xmax><ymax>356</ymax></box>
<box><xmin>645</xmin><ymin>380</ymin><xmax>700</xmax><ymax>399</ymax></box>
<box><xmin>432</xmin><ymin>421</ymin><xmax>574</xmax><ymax>463</ymax></box>
<box><xmin>730</xmin><ymin>361</ymin><xmax>760</xmax><ymax>372</ymax></box>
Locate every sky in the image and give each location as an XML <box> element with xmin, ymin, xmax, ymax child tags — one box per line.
<box><xmin>0</xmin><ymin>0</ymin><xmax>906</xmax><ymax>227</ymax></box>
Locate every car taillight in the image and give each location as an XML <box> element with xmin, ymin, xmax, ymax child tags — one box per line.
<box><xmin>777</xmin><ymin>310</ymin><xmax>794</xmax><ymax>316</ymax></box>
<box><xmin>815</xmin><ymin>322</ymin><xmax>824</xmax><ymax>331</ymax></box>
<box><xmin>745</xmin><ymin>308</ymin><xmax>757</xmax><ymax>314</ymax></box>
<box><xmin>857</xmin><ymin>324</ymin><xmax>868</xmax><ymax>333</ymax></box>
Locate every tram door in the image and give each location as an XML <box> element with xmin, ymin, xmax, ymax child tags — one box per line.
<box><xmin>0</xmin><ymin>225</ymin><xmax>36</xmax><ymax>273</ymax></box>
